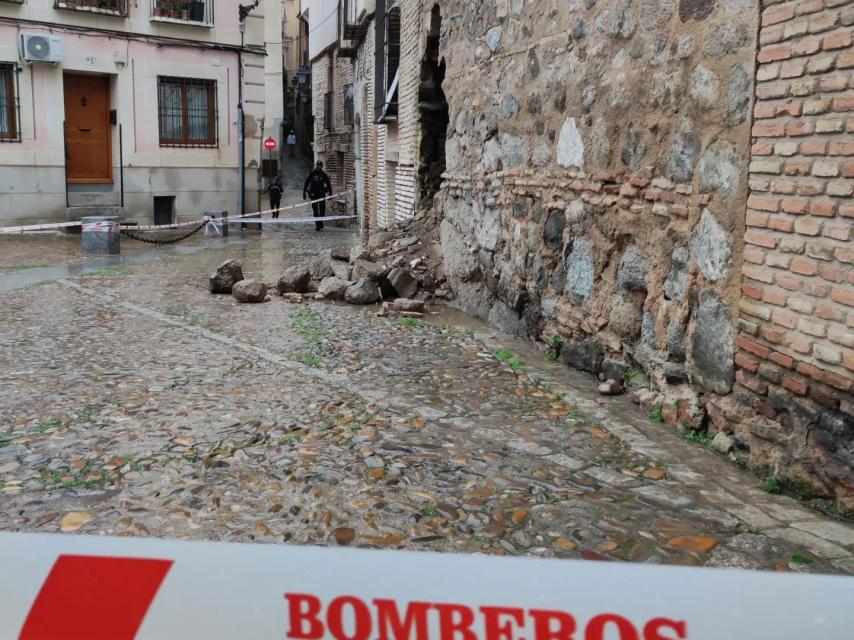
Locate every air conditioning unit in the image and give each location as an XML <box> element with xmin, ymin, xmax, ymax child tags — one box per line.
<box><xmin>21</xmin><ymin>34</ymin><xmax>64</xmax><ymax>64</ymax></box>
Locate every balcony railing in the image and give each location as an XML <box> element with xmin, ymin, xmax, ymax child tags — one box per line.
<box><xmin>339</xmin><ymin>0</ymin><xmax>367</xmax><ymax>57</ymax></box>
<box><xmin>151</xmin><ymin>0</ymin><xmax>213</xmax><ymax>26</ymax></box>
<box><xmin>55</xmin><ymin>0</ymin><xmax>128</xmax><ymax>17</ymax></box>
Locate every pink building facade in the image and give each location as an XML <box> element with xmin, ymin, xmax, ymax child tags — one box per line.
<box><xmin>0</xmin><ymin>0</ymin><xmax>266</xmax><ymax>225</ymax></box>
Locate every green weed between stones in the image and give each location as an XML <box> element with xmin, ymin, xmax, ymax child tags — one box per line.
<box><xmin>420</xmin><ymin>504</ymin><xmax>440</xmax><ymax>518</ymax></box>
<box><xmin>648</xmin><ymin>405</ymin><xmax>664</xmax><ymax>423</ymax></box>
<box><xmin>82</xmin><ymin>264</ymin><xmax>134</xmax><ymax>278</ymax></box>
<box><xmin>763</xmin><ymin>475</ymin><xmax>782</xmax><ymax>494</ymax></box>
<box><xmin>291</xmin><ymin>308</ymin><xmax>328</xmax><ymax>367</ymax></box>
<box><xmin>546</xmin><ymin>335</ymin><xmax>564</xmax><ymax>361</ymax></box>
<box><xmin>621</xmin><ymin>367</ymin><xmax>643</xmax><ymax>384</ymax></box>
<box><xmin>682</xmin><ymin>426</ymin><xmax>715</xmax><ymax>447</ymax></box>
<box><xmin>494</xmin><ymin>348</ymin><xmax>524</xmax><ymax>374</ymax></box>
<box><xmin>790</xmin><ymin>554</ymin><xmax>813</xmax><ymax>565</ymax></box>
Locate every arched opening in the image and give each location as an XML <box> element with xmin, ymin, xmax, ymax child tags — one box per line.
<box><xmin>417</xmin><ymin>4</ymin><xmax>448</xmax><ymax>206</ymax></box>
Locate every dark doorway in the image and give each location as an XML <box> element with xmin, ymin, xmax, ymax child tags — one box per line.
<box><xmin>417</xmin><ymin>5</ymin><xmax>448</xmax><ymax>205</ymax></box>
<box><xmin>153</xmin><ymin>196</ymin><xmax>175</xmax><ymax>225</ymax></box>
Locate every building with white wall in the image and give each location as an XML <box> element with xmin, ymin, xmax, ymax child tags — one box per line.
<box><xmin>0</xmin><ymin>0</ymin><xmax>266</xmax><ymax>226</ymax></box>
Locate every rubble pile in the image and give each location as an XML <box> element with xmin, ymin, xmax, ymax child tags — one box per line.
<box><xmin>208</xmin><ymin>211</ymin><xmax>452</xmax><ymax>315</ymax></box>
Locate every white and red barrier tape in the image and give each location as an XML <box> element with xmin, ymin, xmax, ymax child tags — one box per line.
<box><xmin>0</xmin><ymin>191</ymin><xmax>355</xmax><ymax>235</ymax></box>
<box><xmin>0</xmin><ymin>533</ymin><xmax>851</xmax><ymax>639</ymax></box>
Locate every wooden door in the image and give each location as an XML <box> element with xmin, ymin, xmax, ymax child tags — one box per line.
<box><xmin>64</xmin><ymin>74</ymin><xmax>112</xmax><ymax>183</ymax></box>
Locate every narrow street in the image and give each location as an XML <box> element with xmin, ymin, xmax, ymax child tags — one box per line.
<box><xmin>1</xmin><ymin>229</ymin><xmax>852</xmax><ymax>575</ymax></box>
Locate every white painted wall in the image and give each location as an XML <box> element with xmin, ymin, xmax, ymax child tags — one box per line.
<box><xmin>305</xmin><ymin>0</ymin><xmax>338</xmax><ymax>61</ymax></box>
<box><xmin>0</xmin><ymin>0</ymin><xmax>266</xmax><ymax>225</ymax></box>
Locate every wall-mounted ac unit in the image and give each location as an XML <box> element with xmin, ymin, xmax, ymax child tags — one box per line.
<box><xmin>21</xmin><ymin>34</ymin><xmax>64</xmax><ymax>64</ymax></box>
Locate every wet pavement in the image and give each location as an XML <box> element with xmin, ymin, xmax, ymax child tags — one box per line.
<box><xmin>1</xmin><ymin>227</ymin><xmax>853</xmax><ymax>575</ymax></box>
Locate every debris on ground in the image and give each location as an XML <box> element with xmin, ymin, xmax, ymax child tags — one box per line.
<box><xmin>232</xmin><ymin>279</ymin><xmax>268</xmax><ymax>303</ymax></box>
<box><xmin>598</xmin><ymin>379</ymin><xmax>624</xmax><ymax>396</ymax></box>
<box><xmin>209</xmin><ymin>260</ymin><xmax>244</xmax><ymax>294</ymax></box>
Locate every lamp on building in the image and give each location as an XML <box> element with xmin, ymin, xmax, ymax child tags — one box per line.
<box><xmin>296</xmin><ymin>66</ymin><xmax>310</xmax><ymax>85</ymax></box>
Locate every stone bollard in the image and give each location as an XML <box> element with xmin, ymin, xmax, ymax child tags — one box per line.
<box><xmin>81</xmin><ymin>216</ymin><xmax>120</xmax><ymax>255</ymax></box>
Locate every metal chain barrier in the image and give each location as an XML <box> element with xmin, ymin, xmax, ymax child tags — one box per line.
<box><xmin>120</xmin><ymin>221</ymin><xmax>208</xmax><ymax>245</ymax></box>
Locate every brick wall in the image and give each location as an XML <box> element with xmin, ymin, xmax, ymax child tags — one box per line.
<box><xmin>729</xmin><ymin>0</ymin><xmax>853</xmax><ymax>510</ymax></box>
<box><xmin>395</xmin><ymin>164</ymin><xmax>417</xmax><ymax>222</ymax></box>
<box><xmin>311</xmin><ymin>52</ymin><xmax>356</xmax><ymax>213</ymax></box>
<box><xmin>355</xmin><ymin>26</ymin><xmax>377</xmax><ymax>235</ymax></box>
<box><xmin>396</xmin><ymin>0</ymin><xmax>422</xmax><ymax>169</ymax></box>
<box><xmin>346</xmin><ymin>0</ymin><xmax>426</xmax><ymax>231</ymax></box>
<box><xmin>377</xmin><ymin>124</ymin><xmax>389</xmax><ymax>228</ymax></box>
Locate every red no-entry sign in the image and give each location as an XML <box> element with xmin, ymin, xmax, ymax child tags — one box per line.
<box><xmin>263</xmin><ymin>137</ymin><xmax>277</xmax><ymax>151</ymax></box>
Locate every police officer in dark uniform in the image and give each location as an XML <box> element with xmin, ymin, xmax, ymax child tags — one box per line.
<box><xmin>268</xmin><ymin>177</ymin><xmax>284</xmax><ymax>219</ymax></box>
<box><xmin>303</xmin><ymin>161</ymin><xmax>333</xmax><ymax>231</ymax></box>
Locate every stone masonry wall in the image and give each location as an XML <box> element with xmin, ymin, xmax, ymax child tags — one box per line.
<box><xmin>438</xmin><ymin>0</ymin><xmax>757</xmax><ymax>390</ymax></box>
<box><xmin>714</xmin><ymin>0</ymin><xmax>853</xmax><ymax>511</ymax></box>
<box><xmin>435</xmin><ymin>0</ymin><xmax>852</xmax><ymax>511</ymax></box>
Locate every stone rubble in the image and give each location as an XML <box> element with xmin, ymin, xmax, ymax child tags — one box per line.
<box><xmin>232</xmin><ymin>279</ymin><xmax>268</xmax><ymax>304</ymax></box>
<box><xmin>209</xmin><ymin>260</ymin><xmax>244</xmax><ymax>294</ymax></box>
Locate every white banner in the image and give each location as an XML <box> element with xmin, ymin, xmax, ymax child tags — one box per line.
<box><xmin>0</xmin><ymin>533</ymin><xmax>851</xmax><ymax>639</ymax></box>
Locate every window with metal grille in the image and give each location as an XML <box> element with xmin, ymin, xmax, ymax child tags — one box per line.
<box><xmin>343</xmin><ymin>84</ymin><xmax>354</xmax><ymax>127</ymax></box>
<box><xmin>374</xmin><ymin>0</ymin><xmax>400</xmax><ymax>122</ymax></box>
<box><xmin>55</xmin><ymin>0</ymin><xmax>128</xmax><ymax>17</ymax></box>
<box><xmin>324</xmin><ymin>91</ymin><xmax>334</xmax><ymax>131</ymax></box>
<box><xmin>0</xmin><ymin>64</ymin><xmax>20</xmax><ymax>143</ymax></box>
<box><xmin>157</xmin><ymin>77</ymin><xmax>217</xmax><ymax>148</ymax></box>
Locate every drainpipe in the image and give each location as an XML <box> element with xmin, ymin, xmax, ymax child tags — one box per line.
<box><xmin>237</xmin><ymin>45</ymin><xmax>244</xmax><ymax>217</ymax></box>
<box><xmin>237</xmin><ymin>1</ymin><xmax>259</xmax><ymax>217</ymax></box>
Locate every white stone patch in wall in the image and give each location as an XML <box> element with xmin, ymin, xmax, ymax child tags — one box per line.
<box><xmin>514</xmin><ymin>223</ymin><xmax>522</xmax><ymax>244</ymax></box>
<box><xmin>724</xmin><ymin>0</ymin><xmax>755</xmax><ymax>15</ymax></box>
<box><xmin>676</xmin><ymin>35</ymin><xmax>695</xmax><ymax>59</ymax></box>
<box><xmin>689</xmin><ymin>64</ymin><xmax>719</xmax><ymax>109</ymax></box>
<box><xmin>512</xmin><ymin>0</ymin><xmax>525</xmax><ymax>14</ymax></box>
<box><xmin>566</xmin><ymin>236</ymin><xmax>594</xmax><ymax>300</ymax></box>
<box><xmin>690</xmin><ymin>209</ymin><xmax>732</xmax><ymax>283</ymax></box>
<box><xmin>482</xmin><ymin>137</ymin><xmax>501</xmax><ymax>172</ymax></box>
<box><xmin>531</xmin><ymin>142</ymin><xmax>552</xmax><ymax>167</ymax></box>
<box><xmin>445</xmin><ymin>138</ymin><xmax>462</xmax><ymax>172</ymax></box>
<box><xmin>500</xmin><ymin>134</ymin><xmax>525</xmax><ymax>169</ymax></box>
<box><xmin>566</xmin><ymin>198</ymin><xmax>585</xmax><ymax>222</ymax></box>
<box><xmin>611</xmin><ymin>49</ymin><xmax>628</xmax><ymax>69</ymax></box>
<box><xmin>485</xmin><ymin>26</ymin><xmax>503</xmax><ymax>54</ymax></box>
<box><xmin>476</xmin><ymin>206</ymin><xmax>501</xmax><ymax>252</ymax></box>
<box><xmin>556</xmin><ymin>118</ymin><xmax>585</xmax><ymax>168</ymax></box>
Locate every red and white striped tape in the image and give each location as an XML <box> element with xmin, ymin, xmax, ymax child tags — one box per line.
<box><xmin>0</xmin><ymin>192</ymin><xmax>354</xmax><ymax>235</ymax></box>
<box><xmin>82</xmin><ymin>220</ymin><xmax>119</xmax><ymax>233</ymax></box>
<box><xmin>0</xmin><ymin>533</ymin><xmax>851</xmax><ymax>639</ymax></box>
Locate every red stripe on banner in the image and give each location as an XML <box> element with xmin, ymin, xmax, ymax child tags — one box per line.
<box><xmin>18</xmin><ymin>555</ymin><xmax>173</xmax><ymax>640</ymax></box>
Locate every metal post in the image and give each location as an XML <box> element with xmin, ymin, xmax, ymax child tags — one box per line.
<box><xmin>238</xmin><ymin>48</ymin><xmax>245</xmax><ymax>218</ymax></box>
<box><xmin>119</xmin><ymin>123</ymin><xmax>124</xmax><ymax>208</ymax></box>
<box><xmin>63</xmin><ymin>121</ymin><xmax>69</xmax><ymax>209</ymax></box>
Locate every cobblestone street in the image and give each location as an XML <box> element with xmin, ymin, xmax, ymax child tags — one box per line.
<box><xmin>1</xmin><ymin>228</ymin><xmax>853</xmax><ymax>575</ymax></box>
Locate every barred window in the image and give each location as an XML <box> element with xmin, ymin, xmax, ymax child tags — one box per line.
<box><xmin>157</xmin><ymin>77</ymin><xmax>217</xmax><ymax>148</ymax></box>
<box><xmin>0</xmin><ymin>64</ymin><xmax>20</xmax><ymax>143</ymax></box>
